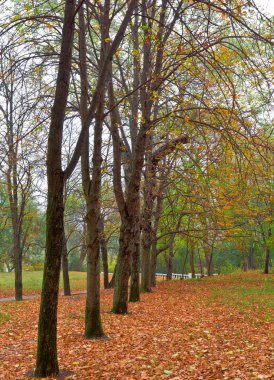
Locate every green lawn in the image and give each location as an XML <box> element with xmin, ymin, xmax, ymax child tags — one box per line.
<box><xmin>207</xmin><ymin>272</ymin><xmax>274</xmax><ymax>322</ymax></box>
<box><xmin>0</xmin><ymin>271</ymin><xmax>87</xmax><ymax>296</ymax></box>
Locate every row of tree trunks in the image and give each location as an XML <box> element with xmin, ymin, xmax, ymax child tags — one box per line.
<box><xmin>110</xmin><ymin>0</ymin><xmax>184</xmax><ymax>312</ymax></box>
<box><xmin>112</xmin><ymin>122</ymin><xmax>148</xmax><ymax>313</ymax></box>
<box><xmin>32</xmin><ymin>0</ymin><xmax>272</xmax><ymax>378</ymax></box>
<box><xmin>81</xmin><ymin>0</ymin><xmax>138</xmax><ymax>320</ymax></box>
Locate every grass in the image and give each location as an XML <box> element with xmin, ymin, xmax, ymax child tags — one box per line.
<box><xmin>0</xmin><ymin>270</ymin><xmax>87</xmax><ymax>296</ymax></box>
<box><xmin>0</xmin><ymin>312</ymin><xmax>10</xmax><ymax>323</ymax></box>
<box><xmin>207</xmin><ymin>271</ymin><xmax>274</xmax><ymax>321</ymax></box>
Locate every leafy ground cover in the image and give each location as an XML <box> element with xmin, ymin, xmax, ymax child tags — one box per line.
<box><xmin>0</xmin><ymin>273</ymin><xmax>273</xmax><ymax>379</ymax></box>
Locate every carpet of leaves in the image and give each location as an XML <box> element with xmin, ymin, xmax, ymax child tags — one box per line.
<box><xmin>0</xmin><ymin>274</ymin><xmax>273</xmax><ymax>380</ymax></box>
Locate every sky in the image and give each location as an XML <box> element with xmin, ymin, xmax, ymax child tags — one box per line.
<box><xmin>255</xmin><ymin>0</ymin><xmax>274</xmax><ymax>14</ymax></box>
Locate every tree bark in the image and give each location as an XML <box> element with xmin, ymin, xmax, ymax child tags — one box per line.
<box><xmin>166</xmin><ymin>254</ymin><xmax>173</xmax><ymax>280</ymax></box>
<box><xmin>141</xmin><ymin>150</ymin><xmax>154</xmax><ymax>293</ymax></box>
<box><xmin>129</xmin><ymin>218</ymin><xmax>141</xmax><ymax>302</ymax></box>
<box><xmin>79</xmin><ymin>3</ymin><xmax>105</xmax><ymax>338</ymax></box>
<box><xmin>264</xmin><ymin>228</ymin><xmax>271</xmax><ymax>274</ymax></box>
<box><xmin>98</xmin><ymin>216</ymin><xmax>110</xmax><ymax>289</ymax></box>
<box><xmin>248</xmin><ymin>242</ymin><xmax>255</xmax><ymax>270</ymax></box>
<box><xmin>112</xmin><ymin>116</ymin><xmax>149</xmax><ymax>314</ymax></box>
<box><xmin>36</xmin><ymin>173</ymin><xmax>65</xmax><ymax>377</ymax></box>
<box><xmin>150</xmin><ymin>241</ymin><xmax>158</xmax><ymax>287</ymax></box>
<box><xmin>189</xmin><ymin>242</ymin><xmax>195</xmax><ymax>279</ymax></box>
<box><xmin>264</xmin><ymin>247</ymin><xmax>270</xmax><ymax>274</ymax></box>
<box><xmin>150</xmin><ymin>184</ymin><xmax>165</xmax><ymax>287</ymax></box>
<box><xmin>35</xmin><ymin>0</ymin><xmax>75</xmax><ymax>376</ymax></box>
<box><xmin>14</xmin><ymin>240</ymin><xmax>22</xmax><ymax>301</ymax></box>
<box><xmin>85</xmin><ymin>196</ymin><xmax>104</xmax><ymax>338</ymax></box>
<box><xmin>5</xmin><ymin>74</ymin><xmax>24</xmax><ymax>301</ymax></box>
<box><xmin>205</xmin><ymin>247</ymin><xmax>214</xmax><ymax>276</ymax></box>
<box><xmin>62</xmin><ymin>227</ymin><xmax>71</xmax><ymax>296</ymax></box>
<box><xmin>76</xmin><ymin>244</ymin><xmax>87</xmax><ymax>271</ymax></box>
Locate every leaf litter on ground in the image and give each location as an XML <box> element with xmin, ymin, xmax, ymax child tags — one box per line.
<box><xmin>0</xmin><ymin>273</ymin><xmax>273</xmax><ymax>379</ymax></box>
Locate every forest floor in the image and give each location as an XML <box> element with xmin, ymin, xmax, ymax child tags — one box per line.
<box><xmin>0</xmin><ymin>272</ymin><xmax>273</xmax><ymax>380</ymax></box>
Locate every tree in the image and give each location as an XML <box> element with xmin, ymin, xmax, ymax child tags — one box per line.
<box><xmin>78</xmin><ymin>0</ymin><xmax>138</xmax><ymax>338</ymax></box>
<box><xmin>0</xmin><ymin>38</ymin><xmax>43</xmax><ymax>299</ymax></box>
<box><xmin>35</xmin><ymin>0</ymin><xmax>77</xmax><ymax>376</ymax></box>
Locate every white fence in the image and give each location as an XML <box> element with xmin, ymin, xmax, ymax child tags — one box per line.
<box><xmin>155</xmin><ymin>273</ymin><xmax>218</xmax><ymax>280</ymax></box>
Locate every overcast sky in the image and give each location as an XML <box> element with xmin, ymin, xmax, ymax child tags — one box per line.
<box><xmin>255</xmin><ymin>0</ymin><xmax>274</xmax><ymax>14</ymax></box>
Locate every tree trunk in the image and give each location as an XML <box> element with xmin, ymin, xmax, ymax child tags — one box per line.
<box><xmin>81</xmin><ymin>90</ymin><xmax>105</xmax><ymax>338</ymax></box>
<box><xmin>79</xmin><ymin>1</ymin><xmax>106</xmax><ymax>338</ymax></box>
<box><xmin>129</xmin><ymin>220</ymin><xmax>141</xmax><ymax>302</ymax></box>
<box><xmin>205</xmin><ymin>248</ymin><xmax>213</xmax><ymax>276</ymax></box>
<box><xmin>85</xmin><ymin>197</ymin><xmax>104</xmax><ymax>338</ymax></box>
<box><xmin>98</xmin><ymin>216</ymin><xmax>110</xmax><ymax>289</ymax></box>
<box><xmin>35</xmin><ymin>0</ymin><xmax>75</xmax><ymax>376</ymax></box>
<box><xmin>264</xmin><ymin>247</ymin><xmax>270</xmax><ymax>274</ymax></box>
<box><xmin>264</xmin><ymin>228</ymin><xmax>271</xmax><ymax>275</ymax></box>
<box><xmin>141</xmin><ymin>231</ymin><xmax>151</xmax><ymax>291</ymax></box>
<box><xmin>140</xmin><ymin>136</ymin><xmax>155</xmax><ymax>293</ymax></box>
<box><xmin>14</xmin><ymin>234</ymin><xmax>23</xmax><ymax>301</ymax></box>
<box><xmin>189</xmin><ymin>243</ymin><xmax>195</xmax><ymax>279</ymax></box>
<box><xmin>112</xmin><ymin>218</ymin><xmax>134</xmax><ymax>313</ymax></box>
<box><xmin>248</xmin><ymin>243</ymin><xmax>255</xmax><ymax>270</ymax></box>
<box><xmin>182</xmin><ymin>246</ymin><xmax>189</xmax><ymax>276</ymax></box>
<box><xmin>141</xmin><ymin>185</ymin><xmax>153</xmax><ymax>292</ymax></box>
<box><xmin>76</xmin><ymin>244</ymin><xmax>87</xmax><ymax>271</ymax></box>
<box><xmin>36</xmin><ymin>174</ymin><xmax>65</xmax><ymax>377</ymax></box>
<box><xmin>150</xmin><ymin>183</ymin><xmax>165</xmax><ymax>287</ymax></box>
<box><xmin>5</xmin><ymin>60</ymin><xmax>24</xmax><ymax>302</ymax></box>
<box><xmin>100</xmin><ymin>235</ymin><xmax>110</xmax><ymax>290</ymax></box>
<box><xmin>150</xmin><ymin>240</ymin><xmax>158</xmax><ymax>287</ymax></box>
<box><xmin>74</xmin><ymin>219</ymin><xmax>87</xmax><ymax>271</ymax></box>
<box><xmin>62</xmin><ymin>228</ymin><xmax>71</xmax><ymax>296</ymax></box>
<box><xmin>166</xmin><ymin>255</ymin><xmax>173</xmax><ymax>280</ymax></box>
<box><xmin>243</xmin><ymin>254</ymin><xmax>248</xmax><ymax>272</ymax></box>
<box><xmin>112</xmin><ymin>129</ymin><xmax>147</xmax><ymax>314</ymax></box>
<box><xmin>197</xmin><ymin>248</ymin><xmax>204</xmax><ymax>276</ymax></box>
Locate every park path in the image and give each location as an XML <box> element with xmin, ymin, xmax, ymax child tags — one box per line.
<box><xmin>0</xmin><ymin>295</ymin><xmax>36</xmax><ymax>302</ymax></box>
